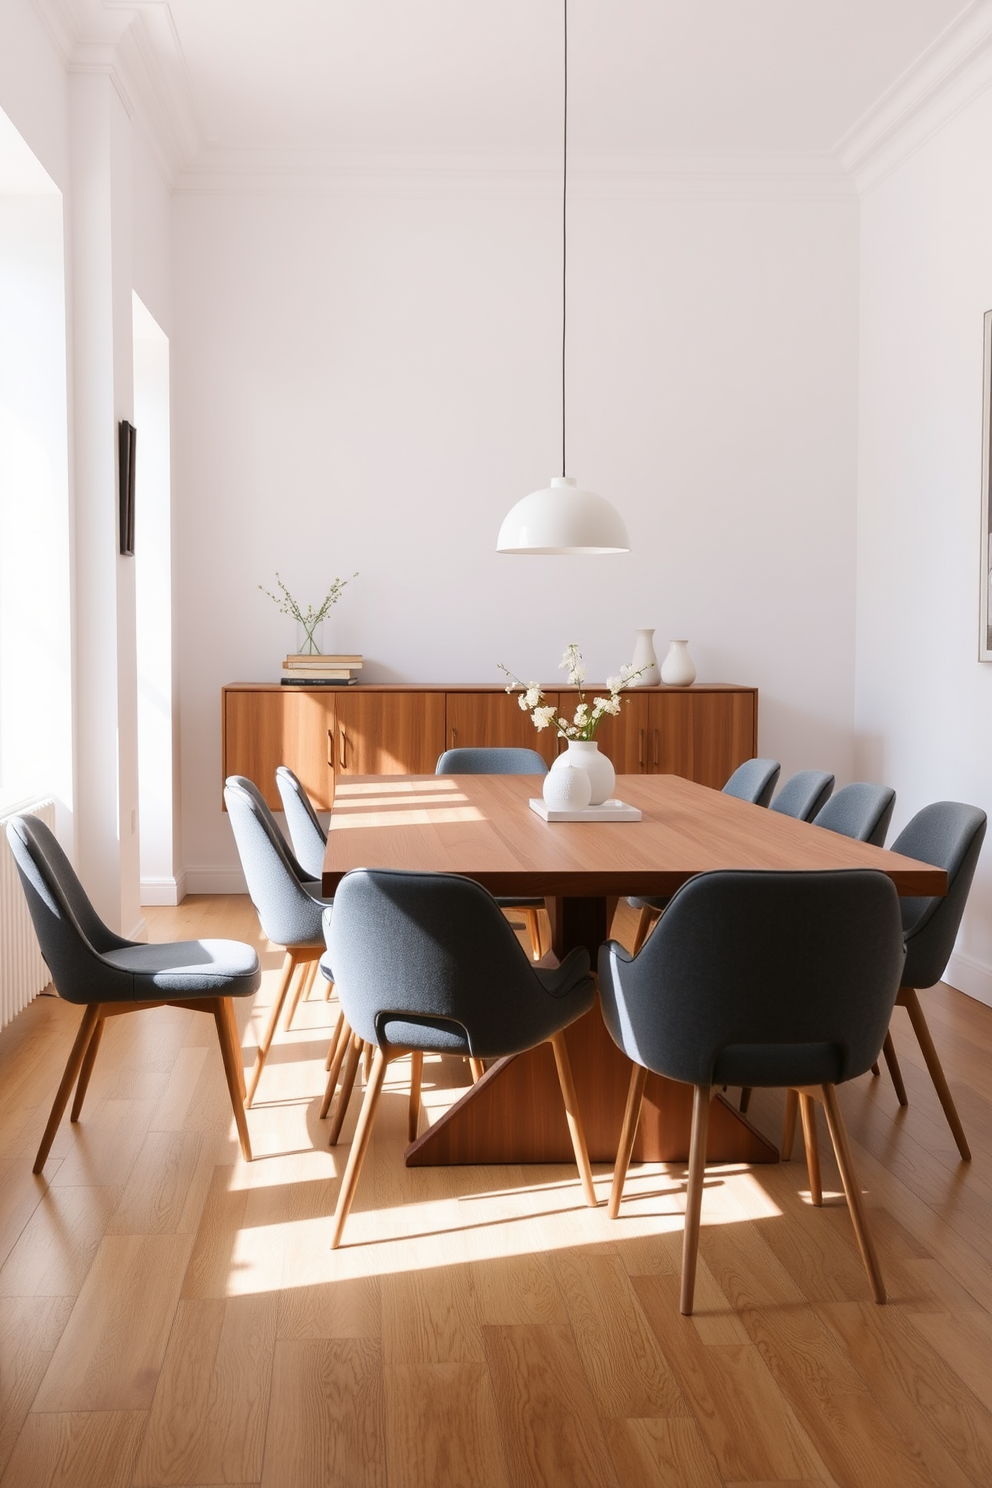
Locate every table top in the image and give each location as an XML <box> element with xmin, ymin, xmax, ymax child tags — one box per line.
<box><xmin>321</xmin><ymin>772</ymin><xmax>947</xmax><ymax>899</ymax></box>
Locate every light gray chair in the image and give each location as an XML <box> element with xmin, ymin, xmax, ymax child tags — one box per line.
<box><xmin>599</xmin><ymin>868</ymin><xmax>905</xmax><ymax>1314</ymax></box>
<box><xmin>275</xmin><ymin>765</ymin><xmax>328</xmax><ymax>880</ymax></box>
<box><xmin>323</xmin><ymin>867</ymin><xmax>598</xmax><ymax>1248</ymax></box>
<box><xmin>877</xmin><ymin>801</ymin><xmax>986</xmax><ymax>1160</ymax></box>
<box><xmin>770</xmin><ymin>769</ymin><xmax>835</xmax><ymax>822</ymax></box>
<box><xmin>436</xmin><ymin>745</ymin><xmax>550</xmax><ymax>958</ymax></box>
<box><xmin>628</xmin><ymin>757</ymin><xmax>782</xmax><ymax>955</ymax></box>
<box><xmin>224</xmin><ymin>774</ymin><xmax>333</xmax><ymax>1105</ymax></box>
<box><xmin>813</xmin><ymin>782</ymin><xmax>895</xmax><ymax>848</ymax></box>
<box><xmin>6</xmin><ymin>814</ymin><xmax>259</xmax><ymax>1170</ymax></box>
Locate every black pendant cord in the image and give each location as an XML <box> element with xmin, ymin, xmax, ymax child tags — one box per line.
<box><xmin>561</xmin><ymin>0</ymin><xmax>568</xmax><ymax>479</ymax></box>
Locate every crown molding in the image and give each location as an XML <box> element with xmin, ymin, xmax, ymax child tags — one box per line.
<box><xmin>837</xmin><ymin>0</ymin><xmax>992</xmax><ymax>193</ymax></box>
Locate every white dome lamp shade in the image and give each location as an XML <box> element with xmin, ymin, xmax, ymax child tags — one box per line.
<box><xmin>497</xmin><ymin>477</ymin><xmax>629</xmax><ymax>555</ymax></box>
<box><xmin>496</xmin><ymin>0</ymin><xmax>630</xmax><ymax>558</ymax></box>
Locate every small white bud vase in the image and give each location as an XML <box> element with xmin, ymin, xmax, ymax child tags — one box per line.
<box><xmin>629</xmin><ymin>628</ymin><xmax>660</xmax><ymax>686</ymax></box>
<box><xmin>660</xmin><ymin>639</ymin><xmax>696</xmax><ymax>686</ymax></box>
<box><xmin>542</xmin><ymin>761</ymin><xmax>592</xmax><ymax>812</ymax></box>
<box><xmin>551</xmin><ymin>740</ymin><xmax>616</xmax><ymax>806</ymax></box>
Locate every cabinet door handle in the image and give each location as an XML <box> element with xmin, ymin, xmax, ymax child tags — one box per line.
<box><xmin>653</xmin><ymin>728</ymin><xmax>659</xmax><ymax>769</ymax></box>
<box><xmin>450</xmin><ymin>727</ymin><xmax>457</xmax><ymax>749</ymax></box>
<box><xmin>339</xmin><ymin>728</ymin><xmax>347</xmax><ymax>770</ymax></box>
<box><xmin>327</xmin><ymin>728</ymin><xmax>333</xmax><ymax>768</ymax></box>
<box><xmin>638</xmin><ymin>728</ymin><xmax>645</xmax><ymax>769</ymax></box>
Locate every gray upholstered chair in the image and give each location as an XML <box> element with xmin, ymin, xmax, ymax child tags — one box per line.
<box><xmin>813</xmin><ymin>782</ymin><xmax>896</xmax><ymax>848</ymax></box>
<box><xmin>599</xmin><ymin>868</ymin><xmax>905</xmax><ymax>1314</ymax></box>
<box><xmin>275</xmin><ymin>765</ymin><xmax>328</xmax><ymax>880</ymax></box>
<box><xmin>877</xmin><ymin>802</ymin><xmax>986</xmax><ymax>1160</ymax></box>
<box><xmin>323</xmin><ymin>867</ymin><xmax>598</xmax><ymax>1248</ymax></box>
<box><xmin>6</xmin><ymin>814</ymin><xmax>259</xmax><ymax>1171</ymax></box>
<box><xmin>770</xmin><ymin>769</ymin><xmax>835</xmax><ymax>821</ymax></box>
<box><xmin>224</xmin><ymin>775</ymin><xmax>333</xmax><ymax>1104</ymax></box>
<box><xmin>722</xmin><ymin>757</ymin><xmax>782</xmax><ymax>808</ymax></box>
<box><xmin>628</xmin><ymin>757</ymin><xmax>782</xmax><ymax>955</ymax></box>
<box><xmin>435</xmin><ymin>745</ymin><xmax>550</xmax><ymax>958</ymax></box>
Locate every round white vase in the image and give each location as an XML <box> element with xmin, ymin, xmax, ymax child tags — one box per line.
<box><xmin>551</xmin><ymin>740</ymin><xmax>616</xmax><ymax>806</ymax></box>
<box><xmin>542</xmin><ymin>762</ymin><xmax>592</xmax><ymax>812</ymax></box>
<box><xmin>660</xmin><ymin>639</ymin><xmax>696</xmax><ymax>686</ymax></box>
<box><xmin>629</xmin><ymin>628</ymin><xmax>660</xmax><ymax>686</ymax></box>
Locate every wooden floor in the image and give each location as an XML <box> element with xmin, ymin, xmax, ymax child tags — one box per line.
<box><xmin>2</xmin><ymin>895</ymin><xmax>992</xmax><ymax>1487</ymax></box>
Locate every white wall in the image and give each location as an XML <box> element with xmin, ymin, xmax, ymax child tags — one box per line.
<box><xmin>857</xmin><ymin>88</ymin><xmax>992</xmax><ymax>1005</ymax></box>
<box><xmin>173</xmin><ymin>177</ymin><xmax>861</xmax><ymax>886</ymax></box>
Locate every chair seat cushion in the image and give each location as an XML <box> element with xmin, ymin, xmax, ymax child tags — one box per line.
<box><xmin>103</xmin><ymin>938</ymin><xmax>261</xmax><ymax>999</ymax></box>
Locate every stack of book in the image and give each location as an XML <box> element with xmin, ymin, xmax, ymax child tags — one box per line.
<box><xmin>280</xmin><ymin>654</ymin><xmax>363</xmax><ymax>686</ymax></box>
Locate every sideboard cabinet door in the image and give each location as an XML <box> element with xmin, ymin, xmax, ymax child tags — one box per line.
<box><xmin>444</xmin><ymin>691</ymin><xmax>561</xmax><ymax>766</ymax></box>
<box><xmin>223</xmin><ymin>688</ymin><xmax>335</xmax><ymax>811</ymax></box>
<box><xmin>651</xmin><ymin>690</ymin><xmax>756</xmax><ymax>788</ymax></box>
<box><xmin>334</xmin><ymin>691</ymin><xmax>446</xmax><ymax>777</ymax></box>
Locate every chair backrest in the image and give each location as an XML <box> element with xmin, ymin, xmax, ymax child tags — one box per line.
<box><xmin>599</xmin><ymin>869</ymin><xmax>905</xmax><ymax>1089</ymax></box>
<box><xmin>722</xmin><ymin>758</ymin><xmax>781</xmax><ymax>807</ymax></box>
<box><xmin>224</xmin><ymin>775</ymin><xmax>327</xmax><ymax>946</ymax></box>
<box><xmin>327</xmin><ymin>867</ymin><xmax>585</xmax><ymax>1056</ymax></box>
<box><xmin>889</xmin><ymin>801</ymin><xmax>987</xmax><ymax>989</ymax></box>
<box><xmin>435</xmin><ymin>746</ymin><xmax>548</xmax><ymax>776</ymax></box>
<box><xmin>275</xmin><ymin>765</ymin><xmax>327</xmax><ymax>879</ymax></box>
<box><xmin>770</xmin><ymin>769</ymin><xmax>835</xmax><ymax>822</ymax></box>
<box><xmin>813</xmin><ymin>782</ymin><xmax>895</xmax><ymax>848</ymax></box>
<box><xmin>5</xmin><ymin>815</ymin><xmax>135</xmax><ymax>1004</ymax></box>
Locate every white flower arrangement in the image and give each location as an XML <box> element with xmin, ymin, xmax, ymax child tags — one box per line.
<box><xmin>498</xmin><ymin>642</ymin><xmax>642</xmax><ymax>741</ymax></box>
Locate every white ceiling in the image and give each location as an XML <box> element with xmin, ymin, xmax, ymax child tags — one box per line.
<box><xmin>48</xmin><ymin>0</ymin><xmax>975</xmax><ymax>166</ymax></box>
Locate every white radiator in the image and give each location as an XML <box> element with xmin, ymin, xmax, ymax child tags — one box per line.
<box><xmin>0</xmin><ymin>799</ymin><xmax>56</xmax><ymax>1029</ymax></box>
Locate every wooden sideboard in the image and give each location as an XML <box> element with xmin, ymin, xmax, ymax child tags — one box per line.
<box><xmin>221</xmin><ymin>683</ymin><xmax>758</xmax><ymax>811</ymax></box>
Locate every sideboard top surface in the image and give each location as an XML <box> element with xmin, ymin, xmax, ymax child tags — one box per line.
<box><xmin>223</xmin><ymin>682</ymin><xmax>758</xmax><ymax>694</ymax></box>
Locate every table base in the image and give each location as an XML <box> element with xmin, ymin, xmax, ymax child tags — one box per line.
<box><xmin>406</xmin><ymin>999</ymin><xmax>778</xmax><ymax>1167</ymax></box>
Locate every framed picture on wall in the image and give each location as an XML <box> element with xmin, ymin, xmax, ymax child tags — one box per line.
<box><xmin>119</xmin><ymin>418</ymin><xmax>136</xmax><ymax>557</ymax></box>
<box><xmin>981</xmin><ymin>312</ymin><xmax>992</xmax><ymax>659</ymax></box>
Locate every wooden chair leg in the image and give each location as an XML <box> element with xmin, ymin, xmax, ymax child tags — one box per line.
<box><xmin>408</xmin><ymin>1050</ymin><xmax>424</xmax><ymax>1142</ymax></box>
<box><xmin>331</xmin><ymin>1047</ymin><xmax>390</xmax><ymax>1249</ymax></box>
<box><xmin>630</xmin><ymin>905</ymin><xmax>658</xmax><ymax>957</ymax></box>
<box><xmin>739</xmin><ymin>1087</ymin><xmax>752</xmax><ymax>1113</ymax></box>
<box><xmin>34</xmin><ymin>1004</ymin><xmax>103</xmax><ymax>1174</ymax></box>
<box><xmin>246</xmin><ymin>949</ymin><xmax>298</xmax><ymax>1107</ymax></box>
<box><xmin>521</xmin><ymin>907</ymin><xmax>544</xmax><ymax>960</ymax></box>
<box><xmin>871</xmin><ymin>1061</ymin><xmax>881</xmax><ymax>1077</ymax></box>
<box><xmin>323</xmin><ymin>973</ymin><xmax>335</xmax><ymax>1001</ymax></box>
<box><xmin>469</xmin><ymin>1057</ymin><xmax>486</xmax><ymax>1083</ymax></box>
<box><xmin>325</xmin><ymin>1006</ymin><xmax>347</xmax><ymax>1070</ymax></box>
<box><xmin>301</xmin><ymin>957</ymin><xmax>320</xmax><ymax>1003</ymax></box>
<box><xmin>549</xmin><ymin>1031</ymin><xmax>597</xmax><ymax>1207</ymax></box>
<box><xmin>211</xmin><ymin>998</ymin><xmax>253</xmax><ymax>1161</ymax></box>
<box><xmin>781</xmin><ymin>1088</ymin><xmax>799</xmax><ymax>1160</ymax></box>
<box><xmin>820</xmin><ymin>1082</ymin><xmax>886</xmax><ymax>1304</ymax></box>
<box><xmin>319</xmin><ymin>1013</ymin><xmax>352</xmax><ymax>1118</ymax></box>
<box><xmin>363</xmin><ymin>1040</ymin><xmax>373</xmax><ymax>1085</ymax></box>
<box><xmin>327</xmin><ymin>1033</ymin><xmax>363</xmax><ymax>1145</ymax></box>
<box><xmin>680</xmin><ymin>1085</ymin><xmax>712</xmax><ymax>1316</ymax></box>
<box><xmin>900</xmin><ymin>987</ymin><xmax>971</xmax><ymax>1160</ymax></box>
<box><xmin>69</xmin><ymin>1013</ymin><xmax>107</xmax><ymax>1122</ymax></box>
<box><xmin>798</xmin><ymin>1091</ymin><xmax>822</xmax><ymax>1206</ymax></box>
<box><xmin>608</xmin><ymin>1062</ymin><xmax>648</xmax><ymax>1218</ymax></box>
<box><xmin>283</xmin><ymin>954</ymin><xmax>316</xmax><ymax>1031</ymax></box>
<box><xmin>881</xmin><ymin>1028</ymin><xmax>908</xmax><ymax>1106</ymax></box>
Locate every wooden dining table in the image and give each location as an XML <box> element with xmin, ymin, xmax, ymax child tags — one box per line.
<box><xmin>321</xmin><ymin>772</ymin><xmax>946</xmax><ymax>1168</ymax></box>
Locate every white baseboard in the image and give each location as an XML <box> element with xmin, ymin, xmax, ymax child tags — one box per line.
<box><xmin>945</xmin><ymin>949</ymin><xmax>992</xmax><ymax>1009</ymax></box>
<box><xmin>140</xmin><ymin>873</ymin><xmax>188</xmax><ymax>907</ymax></box>
<box><xmin>183</xmin><ymin>867</ymin><xmax>249</xmax><ymax>896</ymax></box>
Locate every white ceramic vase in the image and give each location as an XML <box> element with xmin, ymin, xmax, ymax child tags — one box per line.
<box><xmin>629</xmin><ymin>628</ymin><xmax>660</xmax><ymax>686</ymax></box>
<box><xmin>551</xmin><ymin>740</ymin><xmax>616</xmax><ymax>806</ymax></box>
<box><xmin>542</xmin><ymin>761</ymin><xmax>592</xmax><ymax>812</ymax></box>
<box><xmin>660</xmin><ymin>639</ymin><xmax>696</xmax><ymax>686</ymax></box>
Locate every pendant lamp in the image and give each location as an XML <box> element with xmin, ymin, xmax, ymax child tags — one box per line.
<box><xmin>497</xmin><ymin>0</ymin><xmax>629</xmax><ymax>556</ymax></box>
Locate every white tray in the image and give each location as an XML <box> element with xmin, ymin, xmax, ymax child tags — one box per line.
<box><xmin>529</xmin><ymin>797</ymin><xmax>642</xmax><ymax>823</ymax></box>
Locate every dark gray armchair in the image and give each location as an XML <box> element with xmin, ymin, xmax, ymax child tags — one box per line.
<box><xmin>599</xmin><ymin>868</ymin><xmax>905</xmax><ymax>1314</ymax></box>
<box><xmin>323</xmin><ymin>867</ymin><xmax>598</xmax><ymax>1248</ymax></box>
<box><xmin>813</xmin><ymin>782</ymin><xmax>895</xmax><ymax>848</ymax></box>
<box><xmin>224</xmin><ymin>774</ymin><xmax>333</xmax><ymax>1104</ymax></box>
<box><xmin>6</xmin><ymin>814</ymin><xmax>260</xmax><ymax>1171</ymax></box>
<box><xmin>770</xmin><ymin>769</ymin><xmax>835</xmax><ymax>821</ymax></box>
<box><xmin>275</xmin><ymin>764</ymin><xmax>328</xmax><ymax>880</ymax></box>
